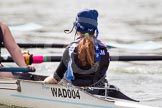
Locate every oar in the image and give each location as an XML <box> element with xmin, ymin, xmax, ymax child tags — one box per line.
<box><xmin>1</xmin><ymin>43</ymin><xmax>68</xmax><ymax>48</ymax></box>
<box><xmin>1</xmin><ymin>43</ymin><xmax>114</xmax><ymax>49</ymax></box>
<box><xmin>1</xmin><ymin>55</ymin><xmax>162</xmax><ymax>63</ymax></box>
<box><xmin>2</xmin><ymin>41</ymin><xmax>161</xmax><ymax>50</ymax></box>
<box><xmin>0</xmin><ymin>67</ymin><xmax>36</xmax><ymax>72</ymax></box>
<box><xmin>110</xmin><ymin>55</ymin><xmax>162</xmax><ymax>61</ymax></box>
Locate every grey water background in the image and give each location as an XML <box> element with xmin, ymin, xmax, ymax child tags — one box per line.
<box><xmin>0</xmin><ymin>0</ymin><xmax>162</xmax><ymax>107</ymax></box>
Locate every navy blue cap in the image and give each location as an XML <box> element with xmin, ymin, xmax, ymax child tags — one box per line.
<box><xmin>74</xmin><ymin>9</ymin><xmax>99</xmax><ymax>36</ymax></box>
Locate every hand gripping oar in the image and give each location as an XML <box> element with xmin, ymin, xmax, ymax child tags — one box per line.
<box><xmin>0</xmin><ymin>67</ymin><xmax>36</xmax><ymax>72</ymax></box>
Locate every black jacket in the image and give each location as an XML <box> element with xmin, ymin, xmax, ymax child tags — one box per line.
<box><xmin>53</xmin><ymin>39</ymin><xmax>110</xmax><ymax>86</ymax></box>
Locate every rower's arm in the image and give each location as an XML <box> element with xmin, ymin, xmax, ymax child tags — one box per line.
<box><xmin>1</xmin><ymin>22</ymin><xmax>27</xmax><ymax>67</ymax></box>
<box><xmin>53</xmin><ymin>60</ymin><xmax>67</xmax><ymax>81</ymax></box>
<box><xmin>53</xmin><ymin>48</ymin><xmax>68</xmax><ymax>81</ymax></box>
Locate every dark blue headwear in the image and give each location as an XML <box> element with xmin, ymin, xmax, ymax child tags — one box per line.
<box><xmin>74</xmin><ymin>9</ymin><xmax>99</xmax><ymax>38</ymax></box>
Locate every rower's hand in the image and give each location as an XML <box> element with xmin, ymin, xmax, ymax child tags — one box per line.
<box><xmin>27</xmin><ymin>65</ymin><xmax>35</xmax><ymax>71</ymax></box>
<box><xmin>43</xmin><ymin>75</ymin><xmax>58</xmax><ymax>84</ymax></box>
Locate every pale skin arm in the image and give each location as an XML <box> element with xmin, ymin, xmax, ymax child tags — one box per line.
<box><xmin>0</xmin><ymin>22</ymin><xmax>34</xmax><ymax>69</ymax></box>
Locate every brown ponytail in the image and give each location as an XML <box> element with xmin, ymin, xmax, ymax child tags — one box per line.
<box><xmin>77</xmin><ymin>34</ymin><xmax>95</xmax><ymax>67</ymax></box>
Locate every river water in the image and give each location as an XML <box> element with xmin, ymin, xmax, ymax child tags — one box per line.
<box><xmin>0</xmin><ymin>0</ymin><xmax>162</xmax><ymax>107</ymax></box>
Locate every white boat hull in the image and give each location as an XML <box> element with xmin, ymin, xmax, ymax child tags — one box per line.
<box><xmin>0</xmin><ymin>78</ymin><xmax>158</xmax><ymax>108</ymax></box>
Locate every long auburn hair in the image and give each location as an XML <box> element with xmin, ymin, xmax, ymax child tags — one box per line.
<box><xmin>77</xmin><ymin>33</ymin><xmax>95</xmax><ymax>67</ymax></box>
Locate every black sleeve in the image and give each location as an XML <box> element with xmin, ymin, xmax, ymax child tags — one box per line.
<box><xmin>53</xmin><ymin>48</ymin><xmax>69</xmax><ymax>81</ymax></box>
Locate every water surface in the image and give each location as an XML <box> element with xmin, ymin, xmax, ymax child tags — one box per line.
<box><xmin>0</xmin><ymin>0</ymin><xmax>162</xmax><ymax>107</ymax></box>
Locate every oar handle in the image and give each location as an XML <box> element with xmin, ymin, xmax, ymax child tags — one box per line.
<box><xmin>0</xmin><ymin>67</ymin><xmax>36</xmax><ymax>72</ymax></box>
